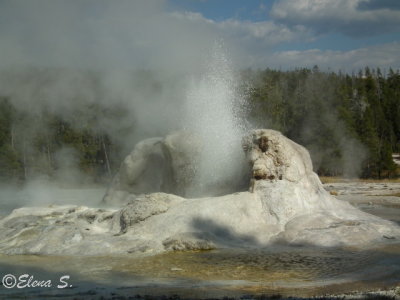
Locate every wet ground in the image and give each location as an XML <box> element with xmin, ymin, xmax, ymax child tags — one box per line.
<box><xmin>323</xmin><ymin>180</ymin><xmax>400</xmax><ymax>225</ymax></box>
<box><xmin>0</xmin><ymin>243</ymin><xmax>399</xmax><ymax>299</ymax></box>
<box><xmin>0</xmin><ymin>181</ymin><xmax>399</xmax><ymax>299</ymax></box>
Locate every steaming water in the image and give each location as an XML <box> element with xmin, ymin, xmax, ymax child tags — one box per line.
<box><xmin>0</xmin><ymin>182</ymin><xmax>106</xmax><ymax>218</ymax></box>
<box><xmin>183</xmin><ymin>43</ymin><xmax>248</xmax><ymax>196</ymax></box>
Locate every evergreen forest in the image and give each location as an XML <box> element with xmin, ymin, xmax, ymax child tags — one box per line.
<box><xmin>0</xmin><ymin>66</ymin><xmax>399</xmax><ymax>183</ymax></box>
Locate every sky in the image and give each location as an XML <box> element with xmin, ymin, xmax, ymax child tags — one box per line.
<box><xmin>0</xmin><ymin>0</ymin><xmax>399</xmax><ymax>72</ymax></box>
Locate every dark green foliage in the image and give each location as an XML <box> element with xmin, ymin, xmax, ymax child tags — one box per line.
<box><xmin>0</xmin><ymin>98</ymin><xmax>23</xmax><ymax>180</ymax></box>
<box><xmin>0</xmin><ymin>67</ymin><xmax>399</xmax><ymax>182</ymax></box>
<box><xmin>0</xmin><ymin>97</ymin><xmax>123</xmax><ymax>183</ymax></box>
<box><xmin>244</xmin><ymin>67</ymin><xmax>400</xmax><ymax>178</ymax></box>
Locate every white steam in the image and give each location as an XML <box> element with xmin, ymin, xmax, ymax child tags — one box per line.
<box><xmin>183</xmin><ymin>43</ymin><xmax>249</xmax><ymax>196</ymax></box>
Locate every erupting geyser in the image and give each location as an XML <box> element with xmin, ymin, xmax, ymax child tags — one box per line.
<box><xmin>103</xmin><ymin>43</ymin><xmax>250</xmax><ymax>202</ymax></box>
<box><xmin>0</xmin><ymin>47</ymin><xmax>399</xmax><ymax>256</ymax></box>
<box><xmin>1</xmin><ymin>128</ymin><xmax>399</xmax><ymax>256</ymax></box>
<box><xmin>182</xmin><ymin>43</ymin><xmax>248</xmax><ymax>197</ymax></box>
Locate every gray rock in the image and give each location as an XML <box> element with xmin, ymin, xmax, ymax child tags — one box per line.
<box><xmin>103</xmin><ymin>131</ymin><xmax>247</xmax><ymax>205</ymax></box>
<box><xmin>118</xmin><ymin>193</ymin><xmax>183</xmax><ymax>233</ymax></box>
<box><xmin>102</xmin><ymin>133</ymin><xmax>201</xmax><ymax>205</ymax></box>
<box><xmin>163</xmin><ymin>232</ymin><xmax>216</xmax><ymax>251</ymax></box>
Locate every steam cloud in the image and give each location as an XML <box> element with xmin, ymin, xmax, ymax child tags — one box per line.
<box><xmin>0</xmin><ymin>0</ymin><xmax>369</xmax><ymax>211</ymax></box>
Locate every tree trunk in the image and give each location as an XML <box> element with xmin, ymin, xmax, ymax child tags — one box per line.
<box><xmin>102</xmin><ymin>136</ymin><xmax>111</xmax><ymax>177</ymax></box>
<box><xmin>10</xmin><ymin>126</ymin><xmax>15</xmax><ymax>150</ymax></box>
<box><xmin>23</xmin><ymin>138</ymin><xmax>27</xmax><ymax>180</ymax></box>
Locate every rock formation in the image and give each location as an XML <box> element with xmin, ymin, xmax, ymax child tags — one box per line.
<box><xmin>103</xmin><ymin>131</ymin><xmax>247</xmax><ymax>204</ymax></box>
<box><xmin>0</xmin><ymin>129</ymin><xmax>399</xmax><ymax>256</ymax></box>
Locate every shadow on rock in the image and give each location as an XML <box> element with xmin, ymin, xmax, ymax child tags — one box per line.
<box><xmin>190</xmin><ymin>217</ymin><xmax>262</xmax><ymax>247</ymax></box>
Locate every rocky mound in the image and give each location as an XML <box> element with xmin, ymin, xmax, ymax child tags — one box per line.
<box><xmin>0</xmin><ymin>129</ymin><xmax>399</xmax><ymax>256</ymax></box>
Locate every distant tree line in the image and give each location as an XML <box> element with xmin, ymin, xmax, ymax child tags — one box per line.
<box><xmin>0</xmin><ymin>97</ymin><xmax>124</xmax><ymax>183</ymax></box>
<box><xmin>0</xmin><ymin>66</ymin><xmax>399</xmax><ymax>182</ymax></box>
<box><xmin>243</xmin><ymin>66</ymin><xmax>400</xmax><ymax>178</ymax></box>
